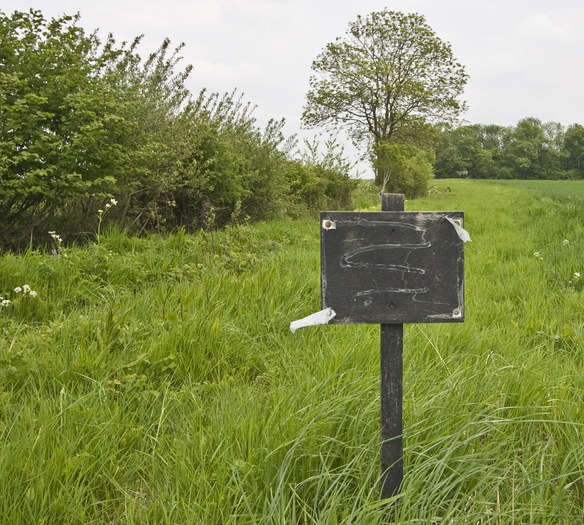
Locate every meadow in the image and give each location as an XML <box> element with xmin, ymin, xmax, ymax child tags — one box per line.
<box><xmin>1</xmin><ymin>179</ymin><xmax>584</xmax><ymax>523</ymax></box>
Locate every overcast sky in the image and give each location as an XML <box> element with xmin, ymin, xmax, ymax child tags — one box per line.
<box><xmin>3</xmin><ymin>0</ymin><xmax>584</xmax><ymax>175</ymax></box>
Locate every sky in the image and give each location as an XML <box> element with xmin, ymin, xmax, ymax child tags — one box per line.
<box><xmin>3</xmin><ymin>0</ymin><xmax>584</xmax><ymax>176</ymax></box>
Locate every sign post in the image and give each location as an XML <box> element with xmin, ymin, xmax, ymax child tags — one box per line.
<box><xmin>380</xmin><ymin>193</ymin><xmax>405</xmax><ymax>500</ymax></box>
<box><xmin>319</xmin><ymin>193</ymin><xmax>467</xmax><ymax>500</ymax></box>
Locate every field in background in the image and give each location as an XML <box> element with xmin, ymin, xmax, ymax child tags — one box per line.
<box><xmin>480</xmin><ymin>179</ymin><xmax>584</xmax><ymax>199</ymax></box>
<box><xmin>1</xmin><ymin>180</ymin><xmax>584</xmax><ymax>523</ymax></box>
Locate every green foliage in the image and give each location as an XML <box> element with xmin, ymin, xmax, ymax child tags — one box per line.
<box><xmin>502</xmin><ymin>117</ymin><xmax>564</xmax><ymax>179</ymax></box>
<box><xmin>0</xmin><ymin>10</ymin><xmax>360</xmax><ymax>252</ymax></box>
<box><xmin>101</xmin><ymin>37</ymin><xmax>207</xmax><ymax>231</ymax></box>
<box><xmin>302</xmin><ymin>10</ymin><xmax>468</xmax><ymax>146</ymax></box>
<box><xmin>434</xmin><ymin>123</ymin><xmax>500</xmax><ymax>179</ymax></box>
<box><xmin>302</xmin><ymin>9</ymin><xmax>467</xmax><ymax>191</ymax></box>
<box><xmin>373</xmin><ymin>141</ymin><xmax>434</xmax><ymax>198</ymax></box>
<box><xmin>189</xmin><ymin>101</ymin><xmax>292</xmax><ymax>225</ymax></box>
<box><xmin>434</xmin><ymin>118</ymin><xmax>584</xmax><ymax>180</ymax></box>
<box><xmin>0</xmin><ymin>10</ymin><xmax>144</xmax><ymax>247</ymax></box>
<box><xmin>286</xmin><ymin>135</ymin><xmax>359</xmax><ymax>214</ymax></box>
<box><xmin>563</xmin><ymin>123</ymin><xmax>584</xmax><ymax>178</ymax></box>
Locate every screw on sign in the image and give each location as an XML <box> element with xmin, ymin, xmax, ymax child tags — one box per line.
<box><xmin>290</xmin><ymin>193</ymin><xmax>470</xmax><ymax>504</ymax></box>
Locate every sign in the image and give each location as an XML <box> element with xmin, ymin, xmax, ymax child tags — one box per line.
<box><xmin>321</xmin><ymin>211</ymin><xmax>465</xmax><ymax>324</ymax></box>
<box><xmin>310</xmin><ymin>196</ymin><xmax>469</xmax><ymax>502</ymax></box>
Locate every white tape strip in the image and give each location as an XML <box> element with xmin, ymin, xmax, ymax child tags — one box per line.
<box><xmin>446</xmin><ymin>217</ymin><xmax>471</xmax><ymax>243</ymax></box>
<box><xmin>290</xmin><ymin>307</ymin><xmax>337</xmax><ymax>334</ymax></box>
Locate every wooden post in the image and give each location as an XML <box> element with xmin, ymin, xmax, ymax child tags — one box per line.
<box><xmin>380</xmin><ymin>193</ymin><xmax>404</xmax><ymax>500</ymax></box>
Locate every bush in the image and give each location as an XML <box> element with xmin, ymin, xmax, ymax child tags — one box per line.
<box><xmin>373</xmin><ymin>142</ymin><xmax>434</xmax><ymax>199</ymax></box>
<box><xmin>0</xmin><ymin>10</ymin><xmax>360</xmax><ymax>252</ymax></box>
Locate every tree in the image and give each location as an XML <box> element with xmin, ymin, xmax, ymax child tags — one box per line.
<box><xmin>302</xmin><ymin>9</ymin><xmax>468</xmax><ymax>188</ymax></box>
<box><xmin>563</xmin><ymin>124</ymin><xmax>584</xmax><ymax>178</ymax></box>
<box><xmin>500</xmin><ymin>118</ymin><xmax>564</xmax><ymax>180</ymax></box>
<box><xmin>0</xmin><ymin>10</ymin><xmax>205</xmax><ymax>247</ymax></box>
<box><xmin>0</xmin><ymin>10</ymin><xmax>155</xmax><ymax>247</ymax></box>
<box><xmin>434</xmin><ymin>123</ymin><xmax>467</xmax><ymax>178</ymax></box>
<box><xmin>434</xmin><ymin>124</ymin><xmax>498</xmax><ymax>179</ymax></box>
<box><xmin>0</xmin><ymin>8</ymin><xmax>363</xmax><ymax>251</ymax></box>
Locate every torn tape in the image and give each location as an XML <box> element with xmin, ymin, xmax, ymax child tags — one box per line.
<box><xmin>446</xmin><ymin>217</ymin><xmax>471</xmax><ymax>243</ymax></box>
<box><xmin>290</xmin><ymin>307</ymin><xmax>336</xmax><ymax>334</ymax></box>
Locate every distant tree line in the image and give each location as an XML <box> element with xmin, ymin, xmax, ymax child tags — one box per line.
<box><xmin>0</xmin><ymin>10</ymin><xmax>357</xmax><ymax>251</ymax></box>
<box><xmin>434</xmin><ymin>118</ymin><xmax>584</xmax><ymax>180</ymax></box>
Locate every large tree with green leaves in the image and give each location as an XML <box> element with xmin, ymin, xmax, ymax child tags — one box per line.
<box><xmin>302</xmin><ymin>9</ymin><xmax>468</xmax><ymax>190</ymax></box>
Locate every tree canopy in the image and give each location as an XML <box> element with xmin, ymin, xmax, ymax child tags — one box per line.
<box><xmin>302</xmin><ymin>10</ymin><xmax>468</xmax><ymax>191</ymax></box>
<box><xmin>302</xmin><ymin>10</ymin><xmax>467</xmax><ymax>145</ymax></box>
<box><xmin>434</xmin><ymin>118</ymin><xmax>584</xmax><ymax>181</ymax></box>
<box><xmin>0</xmin><ymin>11</ymin><xmax>138</xmax><ymax>240</ymax></box>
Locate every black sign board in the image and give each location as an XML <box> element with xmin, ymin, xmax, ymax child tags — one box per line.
<box><xmin>314</xmin><ymin>197</ymin><xmax>468</xmax><ymax>503</ymax></box>
<box><xmin>321</xmin><ymin>211</ymin><xmax>465</xmax><ymax>324</ymax></box>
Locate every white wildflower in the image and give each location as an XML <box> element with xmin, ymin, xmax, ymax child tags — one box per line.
<box><xmin>23</xmin><ymin>284</ymin><xmax>31</xmax><ymax>293</ymax></box>
<box><xmin>563</xmin><ymin>239</ymin><xmax>569</xmax><ymax>245</ymax></box>
<box><xmin>29</xmin><ymin>291</ymin><xmax>37</xmax><ymax>298</ymax></box>
<box><xmin>575</xmin><ymin>273</ymin><xmax>581</xmax><ymax>279</ymax></box>
<box><xmin>14</xmin><ymin>287</ymin><xmax>22</xmax><ymax>293</ymax></box>
<box><xmin>533</xmin><ymin>252</ymin><xmax>540</xmax><ymax>257</ymax></box>
<box><xmin>98</xmin><ymin>209</ymin><xmax>104</xmax><ymax>214</ymax></box>
<box><xmin>1</xmin><ymin>299</ymin><xmax>10</xmax><ymax>306</ymax></box>
<box><xmin>49</xmin><ymin>231</ymin><xmax>63</xmax><ymax>243</ymax></box>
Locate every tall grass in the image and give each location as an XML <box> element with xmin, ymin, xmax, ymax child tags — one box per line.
<box><xmin>1</xmin><ymin>180</ymin><xmax>584</xmax><ymax>523</ymax></box>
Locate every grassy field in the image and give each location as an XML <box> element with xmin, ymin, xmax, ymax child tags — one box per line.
<box><xmin>479</xmin><ymin>179</ymin><xmax>584</xmax><ymax>200</ymax></box>
<box><xmin>1</xmin><ymin>180</ymin><xmax>584</xmax><ymax>523</ymax></box>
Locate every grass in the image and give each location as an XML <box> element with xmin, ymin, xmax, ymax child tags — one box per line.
<box><xmin>478</xmin><ymin>179</ymin><xmax>584</xmax><ymax>200</ymax></box>
<box><xmin>1</xmin><ymin>179</ymin><xmax>584</xmax><ymax>523</ymax></box>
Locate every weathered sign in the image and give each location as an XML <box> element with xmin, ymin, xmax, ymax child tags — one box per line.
<box><xmin>320</xmin><ymin>211</ymin><xmax>465</xmax><ymax>324</ymax></box>
<box><xmin>287</xmin><ymin>196</ymin><xmax>469</xmax><ymax>502</ymax></box>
